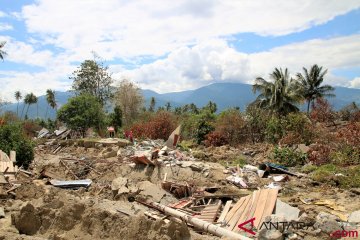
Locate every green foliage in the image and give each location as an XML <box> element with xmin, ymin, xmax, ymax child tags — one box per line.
<box><xmin>245</xmin><ymin>106</ymin><xmax>270</xmax><ymax>143</ymax></box>
<box><xmin>0</xmin><ymin>124</ymin><xmax>35</xmax><ymax>169</ymax></box>
<box><xmin>194</xmin><ymin>111</ymin><xmax>215</xmax><ymax>144</ymax></box>
<box><xmin>70</xmin><ymin>58</ymin><xmax>113</xmax><ymax>105</ymax></box>
<box><xmin>272</xmin><ymin>146</ymin><xmax>307</xmax><ymax>167</ymax></box>
<box><xmin>331</xmin><ymin>145</ymin><xmax>360</xmax><ymax>166</ymax></box>
<box><xmin>0</xmin><ymin>41</ymin><xmax>6</xmax><ymax>60</ymax></box>
<box><xmin>108</xmin><ymin>105</ymin><xmax>122</xmax><ymax>131</ymax></box>
<box><xmin>57</xmin><ymin>94</ymin><xmax>105</xmax><ymax>134</ymax></box>
<box><xmin>265</xmin><ymin>116</ymin><xmax>284</xmax><ymax>143</ymax></box>
<box><xmin>301</xmin><ymin>164</ymin><xmax>318</xmax><ymax>173</ymax></box>
<box><xmin>251</xmin><ymin>68</ymin><xmax>303</xmax><ymax>116</ymax></box>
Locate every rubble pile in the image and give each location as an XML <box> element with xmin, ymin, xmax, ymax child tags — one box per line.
<box><xmin>1</xmin><ymin>130</ymin><xmax>359</xmax><ymax>240</ymax></box>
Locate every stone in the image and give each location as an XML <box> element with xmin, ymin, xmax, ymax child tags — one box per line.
<box><xmin>103</xmin><ymin>150</ymin><xmax>117</xmax><ymax>158</ymax></box>
<box><xmin>297</xmin><ymin>144</ymin><xmax>310</xmax><ymax>154</ymax></box>
<box><xmin>314</xmin><ymin>212</ymin><xmax>341</xmax><ymax>234</ymax></box>
<box><xmin>348</xmin><ymin>210</ymin><xmax>360</xmax><ymax>223</ymax></box>
<box><xmin>258</xmin><ymin>229</ymin><xmax>284</xmax><ymax>240</ymax></box>
<box><xmin>111</xmin><ymin>177</ymin><xmax>129</xmax><ymax>195</ymax></box>
<box><xmin>275</xmin><ymin>199</ymin><xmax>300</xmax><ymax>221</ymax></box>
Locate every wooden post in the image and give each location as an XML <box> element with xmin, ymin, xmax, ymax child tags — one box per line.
<box><xmin>10</xmin><ymin>151</ymin><xmax>16</xmax><ymax>163</ymax></box>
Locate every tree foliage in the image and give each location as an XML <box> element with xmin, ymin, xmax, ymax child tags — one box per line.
<box><xmin>296</xmin><ymin>64</ymin><xmax>335</xmax><ymax>113</ymax></box>
<box><xmin>252</xmin><ymin>68</ymin><xmax>303</xmax><ymax>116</ymax></box>
<box><xmin>0</xmin><ymin>124</ymin><xmax>34</xmax><ymax>169</ymax></box>
<box><xmin>57</xmin><ymin>94</ymin><xmax>105</xmax><ymax>135</ymax></box>
<box><xmin>114</xmin><ymin>79</ymin><xmax>143</xmax><ymax>126</ymax></box>
<box><xmin>0</xmin><ymin>41</ymin><xmax>6</xmax><ymax>60</ymax></box>
<box><xmin>71</xmin><ymin>59</ymin><xmax>113</xmax><ymax>105</ymax></box>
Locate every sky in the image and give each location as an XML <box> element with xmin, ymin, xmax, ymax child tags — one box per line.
<box><xmin>1</xmin><ymin>0</ymin><xmax>360</xmax><ymax>102</ymax></box>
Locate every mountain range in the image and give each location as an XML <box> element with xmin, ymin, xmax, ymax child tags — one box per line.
<box><xmin>1</xmin><ymin>82</ymin><xmax>360</xmax><ymax>119</ymax></box>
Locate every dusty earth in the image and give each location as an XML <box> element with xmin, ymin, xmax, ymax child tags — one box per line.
<box><xmin>0</xmin><ymin>139</ymin><xmax>359</xmax><ymax>240</ymax></box>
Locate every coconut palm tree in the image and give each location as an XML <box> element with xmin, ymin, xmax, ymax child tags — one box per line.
<box><xmin>296</xmin><ymin>64</ymin><xmax>335</xmax><ymax>114</ymax></box>
<box><xmin>24</xmin><ymin>93</ymin><xmax>37</xmax><ymax>119</ymax></box>
<box><xmin>45</xmin><ymin>89</ymin><xmax>56</xmax><ymax>119</ymax></box>
<box><xmin>14</xmin><ymin>91</ymin><xmax>22</xmax><ymax>117</ymax></box>
<box><xmin>251</xmin><ymin>68</ymin><xmax>303</xmax><ymax>116</ymax></box>
<box><xmin>0</xmin><ymin>41</ymin><xmax>6</xmax><ymax>61</ymax></box>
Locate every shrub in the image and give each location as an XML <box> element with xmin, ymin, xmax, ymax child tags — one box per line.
<box><xmin>181</xmin><ymin>110</ymin><xmax>215</xmax><ymax>144</ymax></box>
<box><xmin>337</xmin><ymin>123</ymin><xmax>360</xmax><ymax>150</ymax></box>
<box><xmin>331</xmin><ymin>145</ymin><xmax>360</xmax><ymax>166</ymax></box>
<box><xmin>308</xmin><ymin>144</ymin><xmax>332</xmax><ymax>165</ymax></box>
<box><xmin>0</xmin><ymin>124</ymin><xmax>35</xmax><ymax>169</ymax></box>
<box><xmin>310</xmin><ymin>98</ymin><xmax>336</xmax><ymax>123</ymax></box>
<box><xmin>265</xmin><ymin>117</ymin><xmax>284</xmax><ymax>143</ymax></box>
<box><xmin>204</xmin><ymin>131</ymin><xmax>228</xmax><ymax>147</ymax></box>
<box><xmin>245</xmin><ymin>106</ymin><xmax>269</xmax><ymax>143</ymax></box>
<box><xmin>130</xmin><ymin>111</ymin><xmax>177</xmax><ymax>140</ymax></box>
<box><xmin>214</xmin><ymin>109</ymin><xmax>247</xmax><ymax>145</ymax></box>
<box><xmin>272</xmin><ymin>146</ymin><xmax>307</xmax><ymax>167</ymax></box>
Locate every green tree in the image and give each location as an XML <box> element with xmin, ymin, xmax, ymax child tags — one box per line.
<box><xmin>24</xmin><ymin>93</ymin><xmax>37</xmax><ymax>119</ymax></box>
<box><xmin>70</xmin><ymin>58</ymin><xmax>113</xmax><ymax>105</ymax></box>
<box><xmin>251</xmin><ymin>68</ymin><xmax>302</xmax><ymax>116</ymax></box>
<box><xmin>165</xmin><ymin>102</ymin><xmax>171</xmax><ymax>111</ymax></box>
<box><xmin>0</xmin><ymin>41</ymin><xmax>6</xmax><ymax>60</ymax></box>
<box><xmin>57</xmin><ymin>94</ymin><xmax>105</xmax><ymax>135</ymax></box>
<box><xmin>109</xmin><ymin>105</ymin><xmax>122</xmax><ymax>131</ymax></box>
<box><xmin>296</xmin><ymin>64</ymin><xmax>335</xmax><ymax>114</ymax></box>
<box><xmin>149</xmin><ymin>97</ymin><xmax>156</xmax><ymax>112</ymax></box>
<box><xmin>45</xmin><ymin>89</ymin><xmax>56</xmax><ymax>119</ymax></box>
<box><xmin>0</xmin><ymin>124</ymin><xmax>34</xmax><ymax>169</ymax></box>
<box><xmin>14</xmin><ymin>91</ymin><xmax>22</xmax><ymax>117</ymax></box>
<box><xmin>203</xmin><ymin>101</ymin><xmax>217</xmax><ymax>114</ymax></box>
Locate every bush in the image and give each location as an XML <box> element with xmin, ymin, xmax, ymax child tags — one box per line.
<box><xmin>0</xmin><ymin>124</ymin><xmax>35</xmax><ymax>169</ymax></box>
<box><xmin>181</xmin><ymin>110</ymin><xmax>215</xmax><ymax>144</ymax></box>
<box><xmin>310</xmin><ymin>98</ymin><xmax>336</xmax><ymax>123</ymax></box>
<box><xmin>337</xmin><ymin>123</ymin><xmax>360</xmax><ymax>150</ymax></box>
<box><xmin>204</xmin><ymin>131</ymin><xmax>228</xmax><ymax>147</ymax></box>
<box><xmin>214</xmin><ymin>109</ymin><xmax>247</xmax><ymax>145</ymax></box>
<box><xmin>130</xmin><ymin>111</ymin><xmax>177</xmax><ymax>140</ymax></box>
<box><xmin>331</xmin><ymin>145</ymin><xmax>360</xmax><ymax>166</ymax></box>
<box><xmin>272</xmin><ymin>146</ymin><xmax>307</xmax><ymax>167</ymax></box>
<box><xmin>308</xmin><ymin>144</ymin><xmax>332</xmax><ymax>165</ymax></box>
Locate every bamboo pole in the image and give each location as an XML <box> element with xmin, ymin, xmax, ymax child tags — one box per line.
<box><xmin>145</xmin><ymin>201</ymin><xmax>251</xmax><ymax>240</ymax></box>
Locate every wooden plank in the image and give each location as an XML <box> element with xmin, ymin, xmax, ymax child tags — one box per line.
<box><xmin>217</xmin><ymin>200</ymin><xmax>233</xmax><ymax>223</ymax></box>
<box><xmin>224</xmin><ymin>197</ymin><xmax>246</xmax><ymax>223</ymax></box>
<box><xmin>226</xmin><ymin>195</ymin><xmax>251</xmax><ymax>230</ymax></box>
<box><xmin>253</xmin><ymin>189</ymin><xmax>270</xmax><ymax>229</ymax></box>
<box><xmin>258</xmin><ymin>189</ymin><xmax>278</xmax><ymax>228</ymax></box>
<box><xmin>234</xmin><ymin>190</ymin><xmax>260</xmax><ymax>232</ymax></box>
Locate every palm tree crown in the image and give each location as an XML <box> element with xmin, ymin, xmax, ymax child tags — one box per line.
<box><xmin>0</xmin><ymin>41</ymin><xmax>6</xmax><ymax>60</ymax></box>
<box><xmin>14</xmin><ymin>91</ymin><xmax>22</xmax><ymax>117</ymax></box>
<box><xmin>296</xmin><ymin>64</ymin><xmax>335</xmax><ymax>113</ymax></box>
<box><xmin>252</xmin><ymin>68</ymin><xmax>303</xmax><ymax>116</ymax></box>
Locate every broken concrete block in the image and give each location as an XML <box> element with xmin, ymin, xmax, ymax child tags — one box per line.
<box><xmin>275</xmin><ymin>199</ymin><xmax>300</xmax><ymax>221</ymax></box>
<box><xmin>348</xmin><ymin>210</ymin><xmax>360</xmax><ymax>223</ymax></box>
<box><xmin>137</xmin><ymin>181</ymin><xmax>167</xmax><ymax>203</ymax></box>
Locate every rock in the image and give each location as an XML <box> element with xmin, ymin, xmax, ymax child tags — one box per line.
<box><xmin>137</xmin><ymin>181</ymin><xmax>168</xmax><ymax>203</ymax></box>
<box><xmin>275</xmin><ymin>199</ymin><xmax>300</xmax><ymax>221</ymax></box>
<box><xmin>103</xmin><ymin>150</ymin><xmax>117</xmax><ymax>158</ymax></box>
<box><xmin>258</xmin><ymin>229</ymin><xmax>284</xmax><ymax>240</ymax></box>
<box><xmin>314</xmin><ymin>212</ymin><xmax>341</xmax><ymax>234</ymax></box>
<box><xmin>348</xmin><ymin>210</ymin><xmax>360</xmax><ymax>223</ymax></box>
<box><xmin>12</xmin><ymin>203</ymin><xmax>41</xmax><ymax>235</ymax></box>
<box><xmin>297</xmin><ymin>144</ymin><xmax>310</xmax><ymax>154</ymax></box>
<box><xmin>111</xmin><ymin>177</ymin><xmax>129</xmax><ymax>195</ymax></box>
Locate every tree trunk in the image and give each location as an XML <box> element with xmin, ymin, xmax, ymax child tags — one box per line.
<box><xmin>16</xmin><ymin>102</ymin><xmax>19</xmax><ymax>117</ymax></box>
<box><xmin>307</xmin><ymin>99</ymin><xmax>311</xmax><ymax>114</ymax></box>
<box><xmin>45</xmin><ymin>105</ymin><xmax>49</xmax><ymax>120</ymax></box>
<box><xmin>25</xmin><ymin>104</ymin><xmax>30</xmax><ymax>119</ymax></box>
<box><xmin>20</xmin><ymin>104</ymin><xmax>26</xmax><ymax>119</ymax></box>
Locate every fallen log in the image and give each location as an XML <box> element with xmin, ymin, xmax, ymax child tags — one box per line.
<box><xmin>138</xmin><ymin>200</ymin><xmax>251</xmax><ymax>240</ymax></box>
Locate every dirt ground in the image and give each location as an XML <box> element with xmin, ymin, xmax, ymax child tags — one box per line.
<box><xmin>0</xmin><ymin>139</ymin><xmax>359</xmax><ymax>240</ymax></box>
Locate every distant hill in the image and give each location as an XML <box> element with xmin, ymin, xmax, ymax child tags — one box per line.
<box><xmin>2</xmin><ymin>83</ymin><xmax>360</xmax><ymax>119</ymax></box>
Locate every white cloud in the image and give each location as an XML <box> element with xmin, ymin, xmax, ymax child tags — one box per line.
<box><xmin>0</xmin><ymin>23</ymin><xmax>12</xmax><ymax>31</ymax></box>
<box><xmin>21</xmin><ymin>0</ymin><xmax>360</xmax><ymax>59</ymax></box>
<box><xmin>114</xmin><ymin>35</ymin><xmax>360</xmax><ymax>93</ymax></box>
<box><xmin>0</xmin><ymin>11</ymin><xmax>6</xmax><ymax>18</ymax></box>
<box><xmin>350</xmin><ymin>77</ymin><xmax>360</xmax><ymax>88</ymax></box>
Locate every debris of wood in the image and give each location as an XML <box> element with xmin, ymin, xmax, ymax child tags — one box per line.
<box><xmin>161</xmin><ymin>181</ymin><xmax>195</xmax><ymax>198</ymax></box>
<box><xmin>137</xmin><ymin>200</ymin><xmax>251</xmax><ymax>240</ymax></box>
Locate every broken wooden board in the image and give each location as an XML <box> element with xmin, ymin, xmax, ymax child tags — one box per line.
<box><xmin>222</xmin><ymin>189</ymin><xmax>278</xmax><ymax>233</ymax></box>
<box><xmin>194</xmin><ymin>204</ymin><xmax>221</xmax><ymax>223</ymax></box>
<box><xmin>217</xmin><ymin>200</ymin><xmax>233</xmax><ymax>223</ymax></box>
<box><xmin>0</xmin><ymin>161</ymin><xmax>18</xmax><ymax>174</ymax></box>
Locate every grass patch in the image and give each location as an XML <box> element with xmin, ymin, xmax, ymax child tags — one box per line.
<box><xmin>220</xmin><ymin>156</ymin><xmax>247</xmax><ymax>167</ymax></box>
<box><xmin>301</xmin><ymin>164</ymin><xmax>318</xmax><ymax>174</ymax></box>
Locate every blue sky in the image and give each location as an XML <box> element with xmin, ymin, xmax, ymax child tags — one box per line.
<box><xmin>1</xmin><ymin>0</ymin><xmax>360</xmax><ymax>101</ymax></box>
